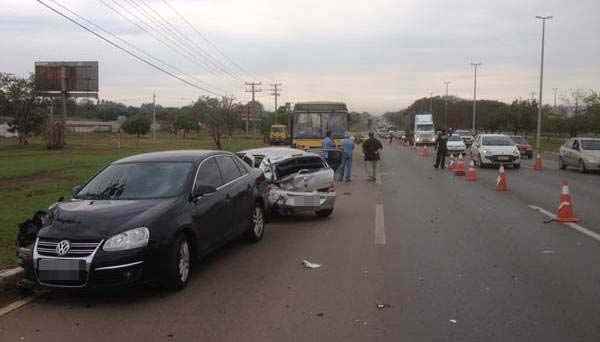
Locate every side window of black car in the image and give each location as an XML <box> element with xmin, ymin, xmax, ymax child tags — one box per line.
<box><xmin>216</xmin><ymin>156</ymin><xmax>243</xmax><ymax>184</ymax></box>
<box><xmin>233</xmin><ymin>156</ymin><xmax>249</xmax><ymax>175</ymax></box>
<box><xmin>195</xmin><ymin>158</ymin><xmax>224</xmax><ymax>189</ymax></box>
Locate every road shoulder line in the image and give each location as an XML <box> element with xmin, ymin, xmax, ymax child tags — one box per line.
<box><xmin>528</xmin><ymin>205</ymin><xmax>600</xmax><ymax>243</ymax></box>
<box><xmin>375</xmin><ymin>204</ymin><xmax>386</xmax><ymax>245</ymax></box>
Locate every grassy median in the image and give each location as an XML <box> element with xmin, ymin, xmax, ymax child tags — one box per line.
<box><xmin>0</xmin><ymin>132</ymin><xmax>265</xmax><ymax>269</ymax></box>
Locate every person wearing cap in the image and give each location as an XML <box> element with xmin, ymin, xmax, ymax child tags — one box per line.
<box><xmin>434</xmin><ymin>129</ymin><xmax>448</xmax><ymax>169</ymax></box>
<box><xmin>362</xmin><ymin>132</ymin><xmax>383</xmax><ymax>181</ymax></box>
<box><xmin>338</xmin><ymin>133</ymin><xmax>355</xmax><ymax>182</ymax></box>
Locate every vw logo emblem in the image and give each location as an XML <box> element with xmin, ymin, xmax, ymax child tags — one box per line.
<box><xmin>56</xmin><ymin>240</ymin><xmax>71</xmax><ymax>256</ymax></box>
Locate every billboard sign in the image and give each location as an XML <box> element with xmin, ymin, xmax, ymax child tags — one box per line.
<box><xmin>34</xmin><ymin>61</ymin><xmax>98</xmax><ymax>95</ymax></box>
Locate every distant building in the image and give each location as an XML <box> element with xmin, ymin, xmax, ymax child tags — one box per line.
<box><xmin>66</xmin><ymin>120</ymin><xmax>121</xmax><ymax>133</ymax></box>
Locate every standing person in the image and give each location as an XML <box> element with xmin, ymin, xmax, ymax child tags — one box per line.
<box><xmin>388</xmin><ymin>134</ymin><xmax>393</xmax><ymax>144</ymax></box>
<box><xmin>362</xmin><ymin>132</ymin><xmax>383</xmax><ymax>182</ymax></box>
<box><xmin>339</xmin><ymin>133</ymin><xmax>355</xmax><ymax>182</ymax></box>
<box><xmin>434</xmin><ymin>129</ymin><xmax>448</xmax><ymax>169</ymax></box>
<box><xmin>322</xmin><ymin>130</ymin><xmax>338</xmax><ymax>171</ymax></box>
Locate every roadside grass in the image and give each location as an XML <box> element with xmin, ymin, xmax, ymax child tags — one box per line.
<box><xmin>0</xmin><ymin>132</ymin><xmax>265</xmax><ymax>269</ymax></box>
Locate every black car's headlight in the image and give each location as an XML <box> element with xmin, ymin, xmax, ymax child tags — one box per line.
<box><xmin>103</xmin><ymin>227</ymin><xmax>150</xmax><ymax>252</ymax></box>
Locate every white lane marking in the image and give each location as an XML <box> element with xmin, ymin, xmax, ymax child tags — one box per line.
<box><xmin>528</xmin><ymin>205</ymin><xmax>600</xmax><ymax>243</ymax></box>
<box><xmin>0</xmin><ymin>294</ymin><xmax>40</xmax><ymax>317</ymax></box>
<box><xmin>375</xmin><ymin>204</ymin><xmax>386</xmax><ymax>245</ymax></box>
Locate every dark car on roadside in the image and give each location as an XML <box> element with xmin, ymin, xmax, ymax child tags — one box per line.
<box><xmin>17</xmin><ymin>150</ymin><xmax>268</xmax><ymax>291</ymax></box>
<box><xmin>510</xmin><ymin>135</ymin><xmax>533</xmax><ymax>159</ymax></box>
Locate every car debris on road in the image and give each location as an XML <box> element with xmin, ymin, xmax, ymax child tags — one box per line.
<box><xmin>302</xmin><ymin>260</ymin><xmax>322</xmax><ymax>269</ymax></box>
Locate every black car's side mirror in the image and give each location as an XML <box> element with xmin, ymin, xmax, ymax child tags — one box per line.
<box><xmin>72</xmin><ymin>185</ymin><xmax>83</xmax><ymax>197</ymax></box>
<box><xmin>190</xmin><ymin>185</ymin><xmax>217</xmax><ymax>202</ymax></box>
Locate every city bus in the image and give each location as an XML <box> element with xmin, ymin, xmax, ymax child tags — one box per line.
<box><xmin>289</xmin><ymin>101</ymin><xmax>349</xmax><ymax>150</ymax></box>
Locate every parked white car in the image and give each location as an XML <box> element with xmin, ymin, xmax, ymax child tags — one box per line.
<box><xmin>237</xmin><ymin>147</ymin><xmax>336</xmax><ymax>217</ymax></box>
<box><xmin>559</xmin><ymin>137</ymin><xmax>600</xmax><ymax>173</ymax></box>
<box><xmin>470</xmin><ymin>134</ymin><xmax>521</xmax><ymax>168</ymax></box>
<box><xmin>446</xmin><ymin>134</ymin><xmax>466</xmax><ymax>155</ymax></box>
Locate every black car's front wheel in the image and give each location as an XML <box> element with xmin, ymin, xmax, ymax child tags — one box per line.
<box><xmin>163</xmin><ymin>233</ymin><xmax>192</xmax><ymax>291</ymax></box>
<box><xmin>246</xmin><ymin>204</ymin><xmax>265</xmax><ymax>242</ymax></box>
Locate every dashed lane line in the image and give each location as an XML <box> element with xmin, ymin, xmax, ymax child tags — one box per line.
<box><xmin>528</xmin><ymin>205</ymin><xmax>600</xmax><ymax>243</ymax></box>
<box><xmin>375</xmin><ymin>204</ymin><xmax>386</xmax><ymax>245</ymax></box>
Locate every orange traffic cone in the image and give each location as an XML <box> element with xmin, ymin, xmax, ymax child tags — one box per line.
<box><xmin>454</xmin><ymin>153</ymin><xmax>466</xmax><ymax>176</ymax></box>
<box><xmin>533</xmin><ymin>154</ymin><xmax>543</xmax><ymax>171</ymax></box>
<box><xmin>466</xmin><ymin>160</ymin><xmax>477</xmax><ymax>181</ymax></box>
<box><xmin>424</xmin><ymin>146</ymin><xmax>431</xmax><ymax>157</ymax></box>
<box><xmin>448</xmin><ymin>154</ymin><xmax>456</xmax><ymax>171</ymax></box>
<box><xmin>496</xmin><ymin>165</ymin><xmax>508</xmax><ymax>191</ymax></box>
<box><xmin>556</xmin><ymin>181</ymin><xmax>578</xmax><ymax>222</ymax></box>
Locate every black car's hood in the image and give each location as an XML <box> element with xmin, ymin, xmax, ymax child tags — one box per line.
<box><xmin>38</xmin><ymin>198</ymin><xmax>177</xmax><ymax>240</ymax></box>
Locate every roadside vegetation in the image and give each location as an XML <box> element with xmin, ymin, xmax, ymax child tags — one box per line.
<box><xmin>0</xmin><ymin>132</ymin><xmax>265</xmax><ymax>269</ymax></box>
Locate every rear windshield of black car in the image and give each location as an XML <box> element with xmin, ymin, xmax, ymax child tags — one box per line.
<box><xmin>482</xmin><ymin>136</ymin><xmax>513</xmax><ymax>146</ymax></box>
<box><xmin>581</xmin><ymin>140</ymin><xmax>600</xmax><ymax>150</ymax></box>
<box><xmin>274</xmin><ymin>156</ymin><xmax>327</xmax><ymax>179</ymax></box>
<box><xmin>76</xmin><ymin>162</ymin><xmax>193</xmax><ymax>200</ymax></box>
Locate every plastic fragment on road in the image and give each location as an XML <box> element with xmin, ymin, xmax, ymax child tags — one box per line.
<box><xmin>302</xmin><ymin>260</ymin><xmax>321</xmax><ymax>269</ymax></box>
<box><xmin>541</xmin><ymin>250</ymin><xmax>555</xmax><ymax>254</ymax></box>
<box><xmin>449</xmin><ymin>319</ymin><xmax>457</xmax><ymax>324</ymax></box>
<box><xmin>376</xmin><ymin>303</ymin><xmax>391</xmax><ymax>310</ymax></box>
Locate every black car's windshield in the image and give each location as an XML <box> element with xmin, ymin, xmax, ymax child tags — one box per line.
<box><xmin>76</xmin><ymin>162</ymin><xmax>193</xmax><ymax>200</ymax></box>
<box><xmin>581</xmin><ymin>140</ymin><xmax>600</xmax><ymax>150</ymax></box>
<box><xmin>482</xmin><ymin>136</ymin><xmax>513</xmax><ymax>146</ymax></box>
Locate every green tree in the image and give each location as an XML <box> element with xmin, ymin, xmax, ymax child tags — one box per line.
<box><xmin>121</xmin><ymin>114</ymin><xmax>151</xmax><ymax>137</ymax></box>
<box><xmin>0</xmin><ymin>73</ymin><xmax>47</xmax><ymax>145</ymax></box>
<box><xmin>174</xmin><ymin>111</ymin><xmax>197</xmax><ymax>137</ymax></box>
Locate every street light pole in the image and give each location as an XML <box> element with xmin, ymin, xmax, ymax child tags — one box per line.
<box><xmin>444</xmin><ymin>81</ymin><xmax>451</xmax><ymax>129</ymax></box>
<box><xmin>152</xmin><ymin>92</ymin><xmax>156</xmax><ymax>142</ymax></box>
<box><xmin>470</xmin><ymin>62</ymin><xmax>482</xmax><ymax>132</ymax></box>
<box><xmin>535</xmin><ymin>15</ymin><xmax>552</xmax><ymax>151</ymax></box>
<box><xmin>429</xmin><ymin>92</ymin><xmax>434</xmax><ymax>114</ymax></box>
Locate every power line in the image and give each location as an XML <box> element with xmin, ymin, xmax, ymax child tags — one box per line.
<box><xmin>36</xmin><ymin>0</ymin><xmax>224</xmax><ymax>97</ymax></box>
<box><xmin>124</xmin><ymin>0</ymin><xmax>242</xmax><ymax>82</ymax></box>
<box><xmin>47</xmin><ymin>0</ymin><xmax>228</xmax><ymax>95</ymax></box>
<box><xmin>160</xmin><ymin>0</ymin><xmax>256</xmax><ymax>81</ymax></box>
<box><xmin>135</xmin><ymin>0</ymin><xmax>243</xmax><ymax>80</ymax></box>
<box><xmin>107</xmin><ymin>0</ymin><xmax>224</xmax><ymax>79</ymax></box>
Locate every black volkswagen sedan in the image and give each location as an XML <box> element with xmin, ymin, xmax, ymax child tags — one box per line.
<box><xmin>19</xmin><ymin>150</ymin><xmax>268</xmax><ymax>290</ymax></box>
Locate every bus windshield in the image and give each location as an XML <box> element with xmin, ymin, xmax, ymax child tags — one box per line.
<box><xmin>416</xmin><ymin>124</ymin><xmax>434</xmax><ymax>131</ymax></box>
<box><xmin>293</xmin><ymin>112</ymin><xmax>347</xmax><ymax>139</ymax></box>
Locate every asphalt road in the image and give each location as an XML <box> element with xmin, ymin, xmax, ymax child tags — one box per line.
<box><xmin>1</xmin><ymin>143</ymin><xmax>599</xmax><ymax>341</ymax></box>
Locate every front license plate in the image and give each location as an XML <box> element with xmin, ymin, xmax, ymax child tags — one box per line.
<box><xmin>497</xmin><ymin>156</ymin><xmax>510</xmax><ymax>161</ymax></box>
<box><xmin>292</xmin><ymin>195</ymin><xmax>320</xmax><ymax>207</ymax></box>
<box><xmin>38</xmin><ymin>259</ymin><xmax>85</xmax><ymax>281</ymax></box>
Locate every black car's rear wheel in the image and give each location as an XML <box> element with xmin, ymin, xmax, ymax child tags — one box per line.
<box><xmin>246</xmin><ymin>204</ymin><xmax>265</xmax><ymax>242</ymax></box>
<box><xmin>163</xmin><ymin>234</ymin><xmax>191</xmax><ymax>291</ymax></box>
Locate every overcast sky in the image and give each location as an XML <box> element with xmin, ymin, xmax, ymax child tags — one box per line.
<box><xmin>2</xmin><ymin>0</ymin><xmax>599</xmax><ymax>113</ymax></box>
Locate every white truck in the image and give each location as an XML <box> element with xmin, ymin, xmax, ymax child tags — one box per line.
<box><xmin>414</xmin><ymin>113</ymin><xmax>436</xmax><ymax>145</ymax></box>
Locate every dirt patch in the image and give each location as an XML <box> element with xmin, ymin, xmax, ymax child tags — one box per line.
<box><xmin>0</xmin><ymin>171</ymin><xmax>78</xmax><ymax>190</ymax></box>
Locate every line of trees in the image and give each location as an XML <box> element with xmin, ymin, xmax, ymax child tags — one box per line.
<box><xmin>383</xmin><ymin>91</ymin><xmax>600</xmax><ymax>137</ymax></box>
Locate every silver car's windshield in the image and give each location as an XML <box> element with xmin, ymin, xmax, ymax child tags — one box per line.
<box><xmin>581</xmin><ymin>140</ymin><xmax>600</xmax><ymax>150</ymax></box>
<box><xmin>482</xmin><ymin>136</ymin><xmax>513</xmax><ymax>146</ymax></box>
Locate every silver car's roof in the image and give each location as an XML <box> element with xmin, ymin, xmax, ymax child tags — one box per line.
<box><xmin>238</xmin><ymin>147</ymin><xmax>321</xmax><ymax>163</ymax></box>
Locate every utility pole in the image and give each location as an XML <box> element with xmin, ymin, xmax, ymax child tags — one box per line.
<box><xmin>245</xmin><ymin>82</ymin><xmax>262</xmax><ymax>134</ymax></box>
<box><xmin>270</xmin><ymin>82</ymin><xmax>282</xmax><ymax>112</ymax></box>
<box><xmin>152</xmin><ymin>92</ymin><xmax>156</xmax><ymax>141</ymax></box>
<box><xmin>429</xmin><ymin>92</ymin><xmax>434</xmax><ymax>114</ymax></box>
<box><xmin>470</xmin><ymin>62</ymin><xmax>482</xmax><ymax>132</ymax></box>
<box><xmin>444</xmin><ymin>81</ymin><xmax>451</xmax><ymax>129</ymax></box>
<box><xmin>535</xmin><ymin>15</ymin><xmax>552</xmax><ymax>151</ymax></box>
<box><xmin>553</xmin><ymin>87</ymin><xmax>558</xmax><ymax>107</ymax></box>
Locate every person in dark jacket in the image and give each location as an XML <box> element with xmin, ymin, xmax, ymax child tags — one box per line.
<box><xmin>434</xmin><ymin>129</ymin><xmax>448</xmax><ymax>169</ymax></box>
<box><xmin>362</xmin><ymin>132</ymin><xmax>383</xmax><ymax>181</ymax></box>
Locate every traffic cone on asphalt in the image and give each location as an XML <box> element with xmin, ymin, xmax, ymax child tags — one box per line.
<box><xmin>448</xmin><ymin>154</ymin><xmax>456</xmax><ymax>171</ymax></box>
<box><xmin>496</xmin><ymin>165</ymin><xmax>508</xmax><ymax>191</ymax></box>
<box><xmin>533</xmin><ymin>153</ymin><xmax>543</xmax><ymax>171</ymax></box>
<box><xmin>454</xmin><ymin>153</ymin><xmax>466</xmax><ymax>176</ymax></box>
<box><xmin>556</xmin><ymin>181</ymin><xmax>578</xmax><ymax>222</ymax></box>
<box><xmin>466</xmin><ymin>160</ymin><xmax>477</xmax><ymax>181</ymax></box>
